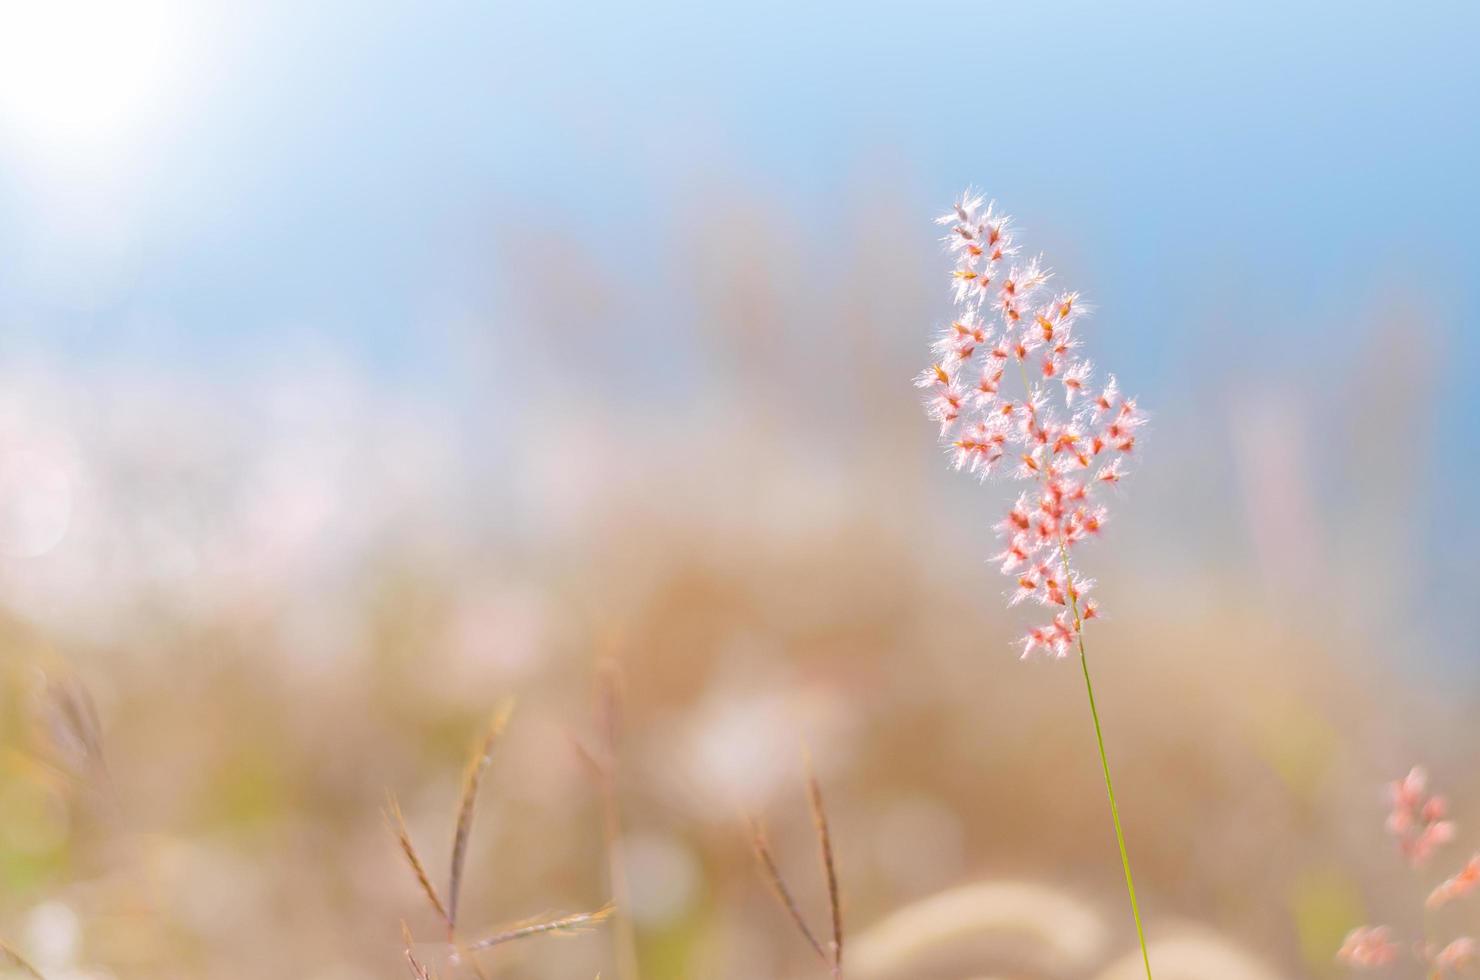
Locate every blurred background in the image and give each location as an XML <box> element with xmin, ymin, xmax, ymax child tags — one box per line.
<box><xmin>1</xmin><ymin>1</ymin><xmax>1478</xmax><ymax>977</ymax></box>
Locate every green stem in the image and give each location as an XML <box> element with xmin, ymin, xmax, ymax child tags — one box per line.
<box><xmin>1072</xmin><ymin>608</ymin><xmax>1153</xmax><ymax>979</ymax></box>
<box><xmin>1009</xmin><ymin>355</ymin><xmax>1151</xmax><ymax>976</ymax></box>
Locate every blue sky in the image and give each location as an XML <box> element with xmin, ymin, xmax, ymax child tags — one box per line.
<box><xmin>1</xmin><ymin>0</ymin><xmax>1478</xmax><ymax>517</ymax></box>
<box><xmin>0</xmin><ymin>0</ymin><xmax>1478</xmax><ymax>655</ymax></box>
<box><xmin>2</xmin><ymin>0</ymin><xmax>1476</xmax><ymax>381</ymax></box>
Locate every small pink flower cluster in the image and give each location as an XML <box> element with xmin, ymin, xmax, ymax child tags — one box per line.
<box><xmin>916</xmin><ymin>190</ymin><xmax>1143</xmax><ymax>658</ymax></box>
<box><xmin>1340</xmin><ymin>767</ymin><xmax>1480</xmax><ymax>975</ymax></box>
<box><xmin>1337</xmin><ymin>927</ymin><xmax>1398</xmax><ymax>968</ymax></box>
<box><xmin>1338</xmin><ymin>930</ymin><xmax>1477</xmax><ymax>975</ymax></box>
<box><xmin>1389</xmin><ymin>765</ymin><xmax>1456</xmax><ymax>866</ymax></box>
<box><xmin>1428</xmin><ymin>855</ymin><xmax>1480</xmax><ymax>910</ymax></box>
<box><xmin>1429</xmin><ymin>939</ymin><xmax>1480</xmax><ymax>975</ymax></box>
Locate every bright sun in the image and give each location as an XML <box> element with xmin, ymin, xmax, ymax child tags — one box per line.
<box><xmin>0</xmin><ymin>0</ymin><xmax>189</xmax><ymax>156</ymax></box>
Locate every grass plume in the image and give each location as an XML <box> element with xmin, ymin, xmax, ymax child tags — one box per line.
<box><xmin>465</xmin><ymin>904</ymin><xmax>616</xmax><ymax>952</ymax></box>
<box><xmin>387</xmin><ymin>793</ymin><xmax>450</xmax><ymax>927</ymax></box>
<box><xmin>449</xmin><ymin>698</ymin><xmax>514</xmax><ymax>933</ymax></box>
<box><xmin>388</xmin><ymin>701</ymin><xmax>611</xmax><ymax>976</ymax></box>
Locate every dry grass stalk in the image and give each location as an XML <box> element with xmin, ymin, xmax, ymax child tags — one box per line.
<box><xmin>449</xmin><ymin>698</ymin><xmax>514</xmax><ymax>933</ymax></box>
<box><xmin>0</xmin><ymin>939</ymin><xmax>47</xmax><ymax>980</ymax></box>
<box><xmin>595</xmin><ymin>660</ymin><xmax>622</xmax><ymax>758</ymax></box>
<box><xmin>32</xmin><ymin>671</ymin><xmax>117</xmax><ymax>812</ymax></box>
<box><xmin>805</xmin><ymin>759</ymin><xmax>843</xmax><ymax>977</ymax></box>
<box><xmin>39</xmin><ymin>673</ymin><xmax>106</xmax><ymax>774</ymax></box>
<box><xmin>387</xmin><ymin>794</ymin><xmax>450</xmax><ymax>926</ymax></box>
<box><xmin>402</xmin><ymin>922</ymin><xmax>437</xmax><ymax>980</ymax></box>
<box><xmin>593</xmin><ymin>662</ymin><xmax>641</xmax><ymax>980</ymax></box>
<box><xmin>389</xmin><ymin>702</ymin><xmax>612</xmax><ymax>977</ymax></box>
<box><xmin>749</xmin><ymin>758</ymin><xmax>844</xmax><ymax>977</ymax></box>
<box><xmin>465</xmin><ymin>905</ymin><xmax>615</xmax><ymax>952</ymax></box>
<box><xmin>748</xmin><ymin>816</ymin><xmax>830</xmax><ymax>967</ymax></box>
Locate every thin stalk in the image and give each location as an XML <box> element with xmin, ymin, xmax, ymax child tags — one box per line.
<box><xmin>1069</xmin><ymin>598</ymin><xmax>1153</xmax><ymax>980</ymax></box>
<box><xmin>599</xmin><ymin>764</ymin><xmax>641</xmax><ymax>980</ymax></box>
<box><xmin>0</xmin><ymin>940</ymin><xmax>46</xmax><ymax>980</ymax></box>
<box><xmin>595</xmin><ymin>664</ymin><xmax>641</xmax><ymax>980</ymax></box>
<box><xmin>748</xmin><ymin>816</ymin><xmax>831</xmax><ymax>967</ymax></box>
<box><xmin>1012</xmin><ymin>355</ymin><xmax>1151</xmax><ymax>977</ymax></box>
<box><xmin>804</xmin><ymin>756</ymin><xmax>843</xmax><ymax>977</ymax></box>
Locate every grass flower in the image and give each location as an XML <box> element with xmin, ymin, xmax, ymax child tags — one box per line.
<box><xmin>1430</xmin><ymin>938</ymin><xmax>1479</xmax><ymax>974</ymax></box>
<box><xmin>1428</xmin><ymin>854</ymin><xmax>1480</xmax><ymax>909</ymax></box>
<box><xmin>918</xmin><ymin>189</ymin><xmax>1153</xmax><ymax>978</ymax></box>
<box><xmin>920</xmin><ymin>190</ymin><xmax>1143</xmax><ymax>658</ymax></box>
<box><xmin>1336</xmin><ymin>926</ymin><xmax>1399</xmax><ymax>968</ymax></box>
<box><xmin>1388</xmin><ymin>766</ymin><xmax>1456</xmax><ymax>867</ymax></box>
<box><xmin>1342</xmin><ymin>768</ymin><xmax>1479</xmax><ymax>976</ymax></box>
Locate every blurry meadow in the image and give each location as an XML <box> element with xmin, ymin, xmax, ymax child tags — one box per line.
<box><xmin>2</xmin><ymin>3</ymin><xmax>1480</xmax><ymax>979</ymax></box>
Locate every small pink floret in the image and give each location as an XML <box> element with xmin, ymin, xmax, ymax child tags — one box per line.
<box><xmin>1431</xmin><ymin>937</ymin><xmax>1479</xmax><ymax>974</ymax></box>
<box><xmin>1337</xmin><ymin>926</ymin><xmax>1399</xmax><ymax>968</ymax></box>
<box><xmin>1386</xmin><ymin>766</ymin><xmax>1455</xmax><ymax>867</ymax></box>
<box><xmin>1428</xmin><ymin>854</ymin><xmax>1480</xmax><ymax>909</ymax></box>
<box><xmin>921</xmin><ymin>190</ymin><xmax>1143</xmax><ymax>653</ymax></box>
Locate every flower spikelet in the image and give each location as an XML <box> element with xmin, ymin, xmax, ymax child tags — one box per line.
<box><xmin>1428</xmin><ymin>854</ymin><xmax>1480</xmax><ymax>909</ymax></box>
<box><xmin>1387</xmin><ymin>766</ymin><xmax>1455</xmax><ymax>867</ymax></box>
<box><xmin>1337</xmin><ymin>926</ymin><xmax>1399</xmax><ymax>968</ymax></box>
<box><xmin>920</xmin><ymin>189</ymin><xmax>1144</xmax><ymax>657</ymax></box>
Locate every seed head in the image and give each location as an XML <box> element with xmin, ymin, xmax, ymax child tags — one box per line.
<box><xmin>1336</xmin><ymin>926</ymin><xmax>1399</xmax><ymax>968</ymax></box>
<box><xmin>920</xmin><ymin>189</ymin><xmax>1144</xmax><ymax>656</ymax></box>
<box><xmin>1387</xmin><ymin>766</ymin><xmax>1455</xmax><ymax>866</ymax></box>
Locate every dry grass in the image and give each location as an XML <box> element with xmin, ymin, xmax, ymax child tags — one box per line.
<box><xmin>845</xmin><ymin>881</ymin><xmax>1108</xmax><ymax>977</ymax></box>
<box><xmin>806</xmin><ymin>757</ymin><xmax>843</xmax><ymax>975</ymax></box>
<box><xmin>0</xmin><ymin>939</ymin><xmax>47</xmax><ymax>980</ymax></box>
<box><xmin>389</xmin><ymin>703</ymin><xmax>613</xmax><ymax>977</ymax></box>
<box><xmin>449</xmin><ymin>700</ymin><xmax>515</xmax><ymax>934</ymax></box>
<box><xmin>750</xmin><ymin>759</ymin><xmax>845</xmax><ymax>978</ymax></box>
<box><xmin>749</xmin><ymin>816</ymin><xmax>830</xmax><ymax>967</ymax></box>
<box><xmin>590</xmin><ymin>662</ymin><xmax>641</xmax><ymax>980</ymax></box>
<box><xmin>386</xmin><ymin>795</ymin><xmax>451</xmax><ymax>927</ymax></box>
<box><xmin>465</xmin><ymin>904</ymin><xmax>616</xmax><ymax>951</ymax></box>
<box><xmin>403</xmin><ymin>922</ymin><xmax>437</xmax><ymax>980</ymax></box>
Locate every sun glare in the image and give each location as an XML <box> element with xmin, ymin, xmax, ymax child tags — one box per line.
<box><xmin>0</xmin><ymin>0</ymin><xmax>188</xmax><ymax>157</ymax></box>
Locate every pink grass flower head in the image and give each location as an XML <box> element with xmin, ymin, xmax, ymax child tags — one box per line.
<box><xmin>1388</xmin><ymin>766</ymin><xmax>1456</xmax><ymax>866</ymax></box>
<box><xmin>920</xmin><ymin>189</ymin><xmax>1143</xmax><ymax>658</ymax></box>
<box><xmin>1429</xmin><ymin>938</ymin><xmax>1479</xmax><ymax>974</ymax></box>
<box><xmin>1338</xmin><ymin>769</ymin><xmax>1472</xmax><ymax>974</ymax></box>
<box><xmin>925</xmin><ymin>189</ymin><xmax>1156</xmax><ymax>980</ymax></box>
<box><xmin>1337</xmin><ymin>926</ymin><xmax>1400</xmax><ymax>968</ymax></box>
<box><xmin>1428</xmin><ymin>854</ymin><xmax>1480</xmax><ymax>909</ymax></box>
